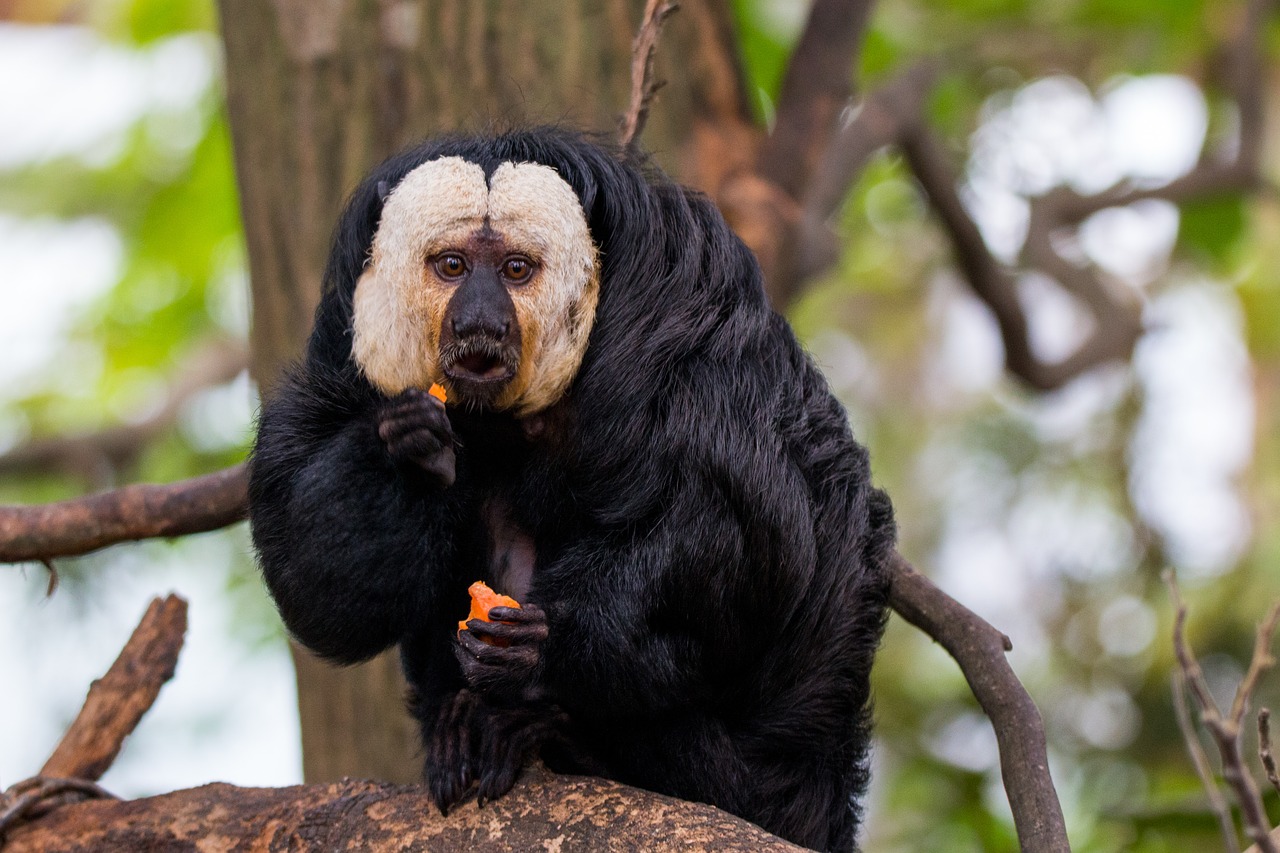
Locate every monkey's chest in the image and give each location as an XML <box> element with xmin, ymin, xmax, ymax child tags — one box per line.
<box><xmin>483</xmin><ymin>496</ymin><xmax>537</xmax><ymax>601</ymax></box>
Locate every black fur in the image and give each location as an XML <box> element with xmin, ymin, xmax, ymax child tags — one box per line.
<box><xmin>248</xmin><ymin>128</ymin><xmax>895</xmax><ymax>852</ymax></box>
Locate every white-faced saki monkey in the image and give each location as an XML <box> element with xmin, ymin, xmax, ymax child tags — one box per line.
<box><xmin>249</xmin><ymin>127</ymin><xmax>896</xmax><ymax>852</ymax></box>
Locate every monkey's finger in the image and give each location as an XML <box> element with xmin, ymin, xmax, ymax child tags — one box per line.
<box><xmin>458</xmin><ymin>628</ymin><xmax>539</xmax><ymax>666</ymax></box>
<box><xmin>377</xmin><ymin>400</ymin><xmax>455</xmax><ymax>439</ymax></box>
<box><xmin>379</xmin><ymin>413</ymin><xmax>454</xmax><ymax>448</ymax></box>
<box><xmin>467</xmin><ymin>617</ymin><xmax>548</xmax><ymax>646</ymax></box>
<box><xmin>485</xmin><ymin>604</ymin><xmax>547</xmax><ymax>625</ymax></box>
<box><xmin>429</xmin><ymin>692</ymin><xmax>475</xmax><ymax>813</ymax></box>
<box><xmin>383</xmin><ymin>387</ymin><xmax>436</xmax><ymax>409</ymax></box>
<box><xmin>415</xmin><ymin>447</ymin><xmax>456</xmax><ymax>488</ymax></box>
<box><xmin>384</xmin><ymin>429</ymin><xmax>446</xmax><ymax>461</ymax></box>
<box><xmin>479</xmin><ymin>717</ymin><xmax>550</xmax><ymax>804</ymax></box>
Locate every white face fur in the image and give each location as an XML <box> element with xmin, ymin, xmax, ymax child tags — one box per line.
<box><xmin>351</xmin><ymin>156</ymin><xmax>600</xmax><ymax>415</ymax></box>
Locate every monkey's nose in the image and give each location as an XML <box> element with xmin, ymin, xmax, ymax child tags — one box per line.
<box><xmin>451</xmin><ymin>317</ymin><xmax>509</xmax><ymax>341</ymax></box>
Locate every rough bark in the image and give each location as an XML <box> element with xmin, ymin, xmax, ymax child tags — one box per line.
<box><xmin>3</xmin><ymin>770</ymin><xmax>805</xmax><ymax>853</ymax></box>
<box><xmin>215</xmin><ymin>0</ymin><xmax>749</xmax><ymax>785</ymax></box>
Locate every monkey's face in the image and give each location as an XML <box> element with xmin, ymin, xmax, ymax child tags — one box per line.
<box><xmin>352</xmin><ymin>157</ymin><xmax>600</xmax><ymax>414</ymax></box>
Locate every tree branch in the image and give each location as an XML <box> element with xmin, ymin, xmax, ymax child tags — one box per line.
<box><xmin>1167</xmin><ymin>571</ymin><xmax>1280</xmax><ymax>853</ymax></box>
<box><xmin>40</xmin><ymin>595</ymin><xmax>187</xmax><ymax>781</ymax></box>
<box><xmin>0</xmin><ymin>465</ymin><xmax>248</xmax><ymax>564</ymax></box>
<box><xmin>618</xmin><ymin>0</ymin><xmax>679</xmax><ymax>150</ymax></box>
<box><xmin>0</xmin><ymin>338</ymin><xmax>248</xmax><ymax>485</ymax></box>
<box><xmin>757</xmin><ymin>0</ymin><xmax>877</xmax><ymax>200</ymax></box>
<box><xmin>3</xmin><ymin>771</ymin><xmax>807</xmax><ymax>853</ymax></box>
<box><xmin>1174</xmin><ymin>669</ymin><xmax>1240</xmax><ymax>852</ymax></box>
<box><xmin>1261</xmin><ymin>709</ymin><xmax>1280</xmax><ymax>796</ymax></box>
<box><xmin>887</xmin><ymin>551</ymin><xmax>1070</xmax><ymax>853</ymax></box>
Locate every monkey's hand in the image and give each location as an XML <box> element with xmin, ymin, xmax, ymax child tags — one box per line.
<box><xmin>377</xmin><ymin>388</ymin><xmax>456</xmax><ymax>488</ymax></box>
<box><xmin>455</xmin><ymin>604</ymin><xmax>548</xmax><ymax>704</ymax></box>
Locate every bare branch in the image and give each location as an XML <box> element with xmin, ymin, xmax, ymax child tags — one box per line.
<box><xmin>758</xmin><ymin>0</ymin><xmax>877</xmax><ymax>199</ymax></box>
<box><xmin>618</xmin><ymin>0</ymin><xmax>679</xmax><ymax>150</ymax></box>
<box><xmin>1173</xmin><ymin>670</ymin><xmax>1241</xmax><ymax>852</ymax></box>
<box><xmin>897</xmin><ymin>121</ymin><xmax>1143</xmax><ymax>390</ymax></box>
<box><xmin>0</xmin><ymin>465</ymin><xmax>248</xmax><ymax>564</ymax></box>
<box><xmin>41</xmin><ymin>595</ymin><xmax>187</xmax><ymax>781</ymax></box>
<box><xmin>0</xmin><ymin>338</ymin><xmax>248</xmax><ymax>484</ymax></box>
<box><xmin>1260</xmin><ymin>709</ymin><xmax>1280</xmax><ymax>796</ymax></box>
<box><xmin>887</xmin><ymin>552</ymin><xmax>1070</xmax><ymax>853</ymax></box>
<box><xmin>1166</xmin><ymin>571</ymin><xmax>1279</xmax><ymax>853</ymax></box>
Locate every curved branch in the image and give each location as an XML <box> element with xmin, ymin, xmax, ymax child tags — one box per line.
<box><xmin>888</xmin><ymin>552</ymin><xmax>1070</xmax><ymax>853</ymax></box>
<box><xmin>0</xmin><ymin>465</ymin><xmax>248</xmax><ymax>564</ymax></box>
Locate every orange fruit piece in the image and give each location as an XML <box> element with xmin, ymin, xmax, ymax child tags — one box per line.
<box><xmin>428</xmin><ymin>383</ymin><xmax>448</xmax><ymax>404</ymax></box>
<box><xmin>458</xmin><ymin>581</ymin><xmax>521</xmax><ymax>645</ymax></box>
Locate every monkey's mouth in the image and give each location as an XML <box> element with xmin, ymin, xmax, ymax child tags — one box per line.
<box><xmin>452</xmin><ymin>350</ymin><xmax>509</xmax><ymax>381</ymax></box>
<box><xmin>440</xmin><ymin>338</ymin><xmax>519</xmax><ymax>403</ymax></box>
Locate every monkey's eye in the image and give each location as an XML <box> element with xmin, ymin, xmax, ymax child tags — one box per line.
<box><xmin>434</xmin><ymin>254</ymin><xmax>467</xmax><ymax>280</ymax></box>
<box><xmin>502</xmin><ymin>256</ymin><xmax>535</xmax><ymax>283</ymax></box>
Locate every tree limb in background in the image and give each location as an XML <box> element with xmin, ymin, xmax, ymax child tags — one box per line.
<box><xmin>756</xmin><ymin>0</ymin><xmax>876</xmax><ymax>201</ymax></box>
<box><xmin>1173</xmin><ymin>669</ymin><xmax>1240</xmax><ymax>852</ymax></box>
<box><xmin>0</xmin><ymin>338</ymin><xmax>248</xmax><ymax>486</ymax></box>
<box><xmin>899</xmin><ymin>121</ymin><xmax>1145</xmax><ymax>391</ymax></box>
<box><xmin>0</xmin><ymin>465</ymin><xmax>247</xmax><ymax>564</ymax></box>
<box><xmin>1260</xmin><ymin>709</ymin><xmax>1280</xmax><ymax>795</ymax></box>
<box><xmin>1167</xmin><ymin>571</ymin><xmax>1280</xmax><ymax>853</ymax></box>
<box><xmin>888</xmin><ymin>552</ymin><xmax>1070</xmax><ymax>853</ymax></box>
<box><xmin>617</xmin><ymin>0</ymin><xmax>678</xmax><ymax>150</ymax></box>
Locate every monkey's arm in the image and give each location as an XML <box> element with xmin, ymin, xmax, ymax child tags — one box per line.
<box><xmin>249</xmin><ymin>360</ymin><xmax>461</xmax><ymax>664</ymax></box>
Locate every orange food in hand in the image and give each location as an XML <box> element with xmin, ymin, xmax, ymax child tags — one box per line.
<box><xmin>428</xmin><ymin>383</ymin><xmax>448</xmax><ymax>404</ymax></box>
<box><xmin>458</xmin><ymin>581</ymin><xmax>521</xmax><ymax>644</ymax></box>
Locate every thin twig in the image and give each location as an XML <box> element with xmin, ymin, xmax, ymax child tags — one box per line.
<box><xmin>618</xmin><ymin>0</ymin><xmax>678</xmax><ymax>150</ymax></box>
<box><xmin>0</xmin><ymin>777</ymin><xmax>117</xmax><ymax>840</ymax></box>
<box><xmin>1260</xmin><ymin>709</ymin><xmax>1280</xmax><ymax>796</ymax></box>
<box><xmin>0</xmin><ymin>464</ymin><xmax>248</xmax><ymax>565</ymax></box>
<box><xmin>1166</xmin><ymin>571</ymin><xmax>1280</xmax><ymax>853</ymax></box>
<box><xmin>1173</xmin><ymin>670</ymin><xmax>1241</xmax><ymax>852</ymax></box>
<box><xmin>888</xmin><ymin>552</ymin><xmax>1070</xmax><ymax>852</ymax></box>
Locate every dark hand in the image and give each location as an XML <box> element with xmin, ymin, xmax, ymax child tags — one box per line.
<box><xmin>378</xmin><ymin>388</ymin><xmax>456</xmax><ymax>487</ymax></box>
<box><xmin>425</xmin><ymin>689</ymin><xmax>567</xmax><ymax>812</ymax></box>
<box><xmin>426</xmin><ymin>689</ymin><xmax>476</xmax><ymax>814</ymax></box>
<box><xmin>455</xmin><ymin>604</ymin><xmax>548</xmax><ymax>704</ymax></box>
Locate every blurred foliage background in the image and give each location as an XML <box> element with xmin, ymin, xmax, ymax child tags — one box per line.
<box><xmin>2</xmin><ymin>0</ymin><xmax>1279</xmax><ymax>850</ymax></box>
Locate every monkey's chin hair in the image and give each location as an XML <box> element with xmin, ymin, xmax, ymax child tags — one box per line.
<box><xmin>440</xmin><ymin>337</ymin><xmax>519</xmax><ymax>410</ymax></box>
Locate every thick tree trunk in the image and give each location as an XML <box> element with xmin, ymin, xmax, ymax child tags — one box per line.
<box><xmin>216</xmin><ymin>0</ymin><xmax>750</xmax><ymax>784</ymax></box>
